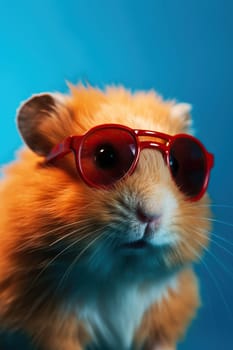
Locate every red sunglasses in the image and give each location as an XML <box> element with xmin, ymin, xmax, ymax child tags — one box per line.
<box><xmin>46</xmin><ymin>124</ymin><xmax>214</xmax><ymax>201</ymax></box>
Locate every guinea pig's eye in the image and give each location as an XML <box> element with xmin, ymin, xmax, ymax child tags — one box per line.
<box><xmin>94</xmin><ymin>143</ymin><xmax>118</xmax><ymax>169</ymax></box>
<box><xmin>168</xmin><ymin>136</ymin><xmax>208</xmax><ymax>198</ymax></box>
<box><xmin>169</xmin><ymin>154</ymin><xmax>179</xmax><ymax>177</ymax></box>
<box><xmin>79</xmin><ymin>126</ymin><xmax>137</xmax><ymax>187</ymax></box>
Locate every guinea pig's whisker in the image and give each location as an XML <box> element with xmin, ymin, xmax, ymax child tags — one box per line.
<box><xmin>197</xmin><ymin>203</ymin><xmax>233</xmax><ymax>209</ymax></box>
<box><xmin>40</xmin><ymin>222</ymin><xmax>84</xmax><ymax>237</ymax></box>
<box><xmin>56</xmin><ymin>229</ymin><xmax>106</xmax><ymax>291</ymax></box>
<box><xmin>209</xmin><ymin>231</ymin><xmax>233</xmax><ymax>247</ymax></box>
<box><xmin>38</xmin><ymin>216</ymin><xmax>94</xmax><ymax>237</ymax></box>
<box><xmin>49</xmin><ymin>223</ymin><xmax>98</xmax><ymax>247</ymax></box>
<box><xmin>7</xmin><ymin>218</ymin><xmax>91</xmax><ymax>247</ymax></box>
<box><xmin>23</xmin><ymin>287</ymin><xmax>52</xmax><ymax>324</ymax></box>
<box><xmin>169</xmin><ymin>244</ymin><xmax>186</xmax><ymax>265</ymax></box>
<box><xmin>28</xmin><ymin>227</ymin><xmax>99</xmax><ymax>291</ymax></box>
<box><xmin>192</xmin><ymin>236</ymin><xmax>233</xmax><ymax>281</ymax></box>
<box><xmin>203</xmin><ymin>217</ymin><xmax>233</xmax><ymax>228</ymax></box>
<box><xmin>87</xmin><ymin>230</ymin><xmax>116</xmax><ymax>266</ymax></box>
<box><xmin>182</xmin><ymin>215</ymin><xmax>233</xmax><ymax>229</ymax></box>
<box><xmin>179</xmin><ymin>238</ymin><xmax>233</xmax><ymax>319</ymax></box>
<box><xmin>193</xmin><ymin>229</ymin><xmax>233</xmax><ymax>258</ymax></box>
<box><xmin>174</xmin><ymin>214</ymin><xmax>233</xmax><ymax>248</ymax></box>
<box><xmin>13</xmin><ymin>222</ymin><xmax>95</xmax><ymax>253</ymax></box>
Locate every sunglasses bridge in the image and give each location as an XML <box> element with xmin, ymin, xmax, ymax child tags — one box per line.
<box><xmin>133</xmin><ymin>129</ymin><xmax>172</xmax><ymax>159</ymax></box>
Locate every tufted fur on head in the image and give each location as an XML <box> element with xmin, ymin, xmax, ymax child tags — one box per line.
<box><xmin>0</xmin><ymin>85</ymin><xmax>211</xmax><ymax>350</ymax></box>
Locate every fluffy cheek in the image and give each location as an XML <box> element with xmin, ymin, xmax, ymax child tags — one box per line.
<box><xmin>170</xmin><ymin>195</ymin><xmax>211</xmax><ymax>265</ymax></box>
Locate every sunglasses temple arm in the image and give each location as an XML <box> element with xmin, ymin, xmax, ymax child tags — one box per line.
<box><xmin>46</xmin><ymin>136</ymin><xmax>74</xmax><ymax>163</ymax></box>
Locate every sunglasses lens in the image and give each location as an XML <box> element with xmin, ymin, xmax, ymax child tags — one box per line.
<box><xmin>79</xmin><ymin>127</ymin><xmax>137</xmax><ymax>187</ymax></box>
<box><xmin>169</xmin><ymin>136</ymin><xmax>207</xmax><ymax>198</ymax></box>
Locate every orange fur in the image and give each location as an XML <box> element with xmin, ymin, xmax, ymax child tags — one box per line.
<box><xmin>134</xmin><ymin>269</ymin><xmax>199</xmax><ymax>349</ymax></box>
<box><xmin>0</xmin><ymin>85</ymin><xmax>211</xmax><ymax>349</ymax></box>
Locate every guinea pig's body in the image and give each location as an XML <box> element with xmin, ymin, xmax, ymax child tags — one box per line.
<box><xmin>0</xmin><ymin>86</ymin><xmax>211</xmax><ymax>350</ymax></box>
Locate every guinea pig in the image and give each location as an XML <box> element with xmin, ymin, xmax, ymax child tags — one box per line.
<box><xmin>0</xmin><ymin>85</ymin><xmax>214</xmax><ymax>350</ymax></box>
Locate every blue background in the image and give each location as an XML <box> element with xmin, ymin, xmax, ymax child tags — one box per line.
<box><xmin>0</xmin><ymin>1</ymin><xmax>233</xmax><ymax>349</ymax></box>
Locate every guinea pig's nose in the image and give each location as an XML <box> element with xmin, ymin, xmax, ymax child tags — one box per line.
<box><xmin>136</xmin><ymin>206</ymin><xmax>162</xmax><ymax>225</ymax></box>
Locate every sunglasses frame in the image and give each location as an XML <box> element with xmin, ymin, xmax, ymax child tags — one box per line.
<box><xmin>46</xmin><ymin>123</ymin><xmax>214</xmax><ymax>201</ymax></box>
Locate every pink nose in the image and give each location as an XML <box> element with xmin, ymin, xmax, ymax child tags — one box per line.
<box><xmin>136</xmin><ymin>207</ymin><xmax>161</xmax><ymax>224</ymax></box>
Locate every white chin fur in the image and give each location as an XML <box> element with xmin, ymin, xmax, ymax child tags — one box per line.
<box><xmin>76</xmin><ymin>272</ymin><xmax>179</xmax><ymax>349</ymax></box>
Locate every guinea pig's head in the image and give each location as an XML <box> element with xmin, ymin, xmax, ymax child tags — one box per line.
<box><xmin>13</xmin><ymin>86</ymin><xmax>212</xmax><ymax>289</ymax></box>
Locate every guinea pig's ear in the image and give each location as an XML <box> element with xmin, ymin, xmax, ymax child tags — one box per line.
<box><xmin>17</xmin><ymin>93</ymin><xmax>70</xmax><ymax>156</ymax></box>
<box><xmin>170</xmin><ymin>102</ymin><xmax>192</xmax><ymax>131</ymax></box>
